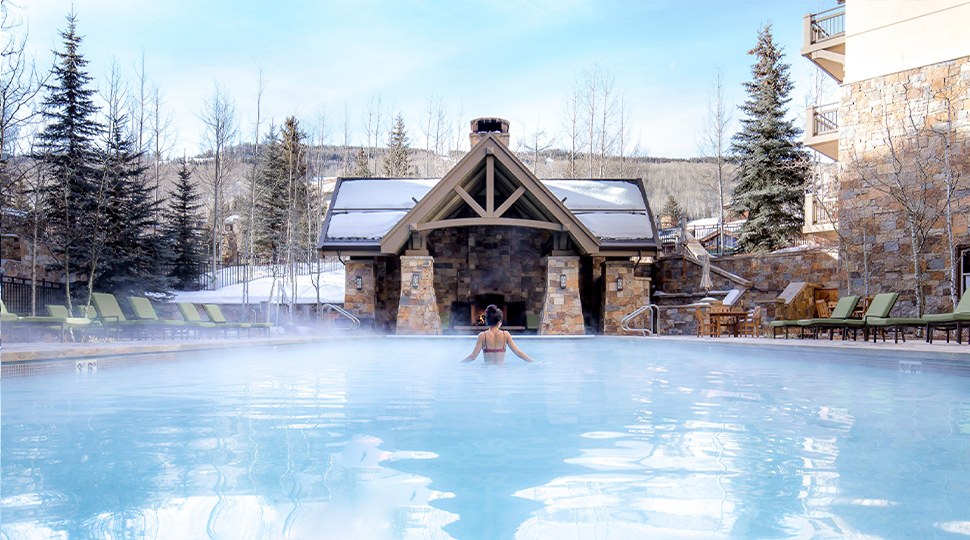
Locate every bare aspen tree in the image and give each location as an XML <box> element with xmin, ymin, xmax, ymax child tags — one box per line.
<box><xmin>453</xmin><ymin>101</ymin><xmax>465</xmax><ymax>156</ymax></box>
<box><xmin>848</xmin><ymin>97</ymin><xmax>961</xmax><ymax>316</ymax></box>
<box><xmin>617</xmin><ymin>96</ymin><xmax>630</xmax><ymax>177</ymax></box>
<box><xmin>698</xmin><ymin>69</ymin><xmax>731</xmax><ymax>254</ymax></box>
<box><xmin>1</xmin><ymin>3</ymin><xmax>46</xmax><ymax>162</ymax></box>
<box><xmin>342</xmin><ymin>102</ymin><xmax>351</xmax><ymax>175</ymax></box>
<box><xmin>522</xmin><ymin>118</ymin><xmax>555</xmax><ymax>176</ymax></box>
<box><xmin>242</xmin><ymin>67</ymin><xmax>264</xmax><ymax>310</ymax></box>
<box><xmin>422</xmin><ymin>94</ymin><xmax>436</xmax><ymax>176</ymax></box>
<box><xmin>597</xmin><ymin>70</ymin><xmax>617</xmax><ymax>178</ymax></box>
<box><xmin>561</xmin><ymin>81</ymin><xmax>582</xmax><ymax>178</ymax></box>
<box><xmin>583</xmin><ymin>64</ymin><xmax>600</xmax><ymax>178</ymax></box>
<box><xmin>198</xmin><ymin>82</ymin><xmax>238</xmax><ymax>278</ymax></box>
<box><xmin>931</xmin><ymin>90</ymin><xmax>967</xmax><ymax>309</ymax></box>
<box><xmin>149</xmin><ymin>84</ymin><xmax>175</xmax><ymax>229</ymax></box>
<box><xmin>433</xmin><ymin>100</ymin><xmax>449</xmax><ymax>175</ymax></box>
<box><xmin>131</xmin><ymin>51</ymin><xmax>148</xmax><ymax>156</ymax></box>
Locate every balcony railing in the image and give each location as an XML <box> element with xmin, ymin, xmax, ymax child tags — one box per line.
<box><xmin>809</xmin><ymin>5</ymin><xmax>845</xmax><ymax>45</ymax></box>
<box><xmin>812</xmin><ymin>104</ymin><xmax>839</xmax><ymax>137</ymax></box>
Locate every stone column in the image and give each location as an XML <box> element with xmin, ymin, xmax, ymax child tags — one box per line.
<box><xmin>539</xmin><ymin>255</ymin><xmax>585</xmax><ymax>335</ymax></box>
<box><xmin>601</xmin><ymin>261</ymin><xmax>652</xmax><ymax>334</ymax></box>
<box><xmin>396</xmin><ymin>256</ymin><xmax>442</xmax><ymax>334</ymax></box>
<box><xmin>344</xmin><ymin>260</ymin><xmax>375</xmax><ymax>321</ymax></box>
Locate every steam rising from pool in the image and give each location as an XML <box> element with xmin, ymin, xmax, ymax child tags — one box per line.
<box><xmin>2</xmin><ymin>338</ymin><xmax>970</xmax><ymax>539</ymax></box>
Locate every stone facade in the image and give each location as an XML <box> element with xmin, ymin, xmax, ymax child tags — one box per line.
<box><xmin>428</xmin><ymin>226</ymin><xmax>548</xmax><ymax>325</ymax></box>
<box><xmin>396</xmin><ymin>256</ymin><xmax>442</xmax><ymax>334</ymax></box>
<box><xmin>652</xmin><ymin>249</ymin><xmax>843</xmax><ymax>335</ymax></box>
<box><xmin>601</xmin><ymin>261</ymin><xmax>651</xmax><ymax>334</ymax></box>
<box><xmin>374</xmin><ymin>257</ymin><xmax>401</xmax><ymax>334</ymax></box>
<box><xmin>838</xmin><ymin>55</ymin><xmax>970</xmax><ymax>316</ymax></box>
<box><xmin>344</xmin><ymin>260</ymin><xmax>375</xmax><ymax>322</ymax></box>
<box><xmin>539</xmin><ymin>256</ymin><xmax>585</xmax><ymax>335</ymax></box>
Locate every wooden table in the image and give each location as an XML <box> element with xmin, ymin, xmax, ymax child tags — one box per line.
<box><xmin>708</xmin><ymin>311</ymin><xmax>749</xmax><ymax>337</ymax></box>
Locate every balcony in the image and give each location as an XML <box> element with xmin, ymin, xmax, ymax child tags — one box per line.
<box><xmin>802</xmin><ymin>5</ymin><xmax>845</xmax><ymax>83</ymax></box>
<box><xmin>805</xmin><ymin>103</ymin><xmax>839</xmax><ymax>161</ymax></box>
<box><xmin>802</xmin><ymin>193</ymin><xmax>837</xmax><ymax>238</ymax></box>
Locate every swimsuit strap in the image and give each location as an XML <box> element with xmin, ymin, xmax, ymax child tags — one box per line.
<box><xmin>482</xmin><ymin>330</ymin><xmax>507</xmax><ymax>353</ymax></box>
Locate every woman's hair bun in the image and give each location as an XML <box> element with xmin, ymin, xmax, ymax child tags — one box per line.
<box><xmin>485</xmin><ymin>304</ymin><xmax>503</xmax><ymax>327</ymax></box>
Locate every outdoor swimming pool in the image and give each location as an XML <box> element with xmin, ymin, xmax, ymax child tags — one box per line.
<box><xmin>2</xmin><ymin>337</ymin><xmax>969</xmax><ymax>539</ymax></box>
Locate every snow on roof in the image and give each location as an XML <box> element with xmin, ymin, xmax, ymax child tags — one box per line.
<box><xmin>321</xmin><ymin>177</ymin><xmax>656</xmax><ymax>245</ymax></box>
<box><xmin>326</xmin><ymin>211</ymin><xmax>409</xmax><ymax>240</ymax></box>
<box><xmin>573</xmin><ymin>212</ymin><xmax>654</xmax><ymax>240</ymax></box>
<box><xmin>172</xmin><ymin>271</ymin><xmax>344</xmax><ymax>305</ymax></box>
<box><xmin>332</xmin><ymin>178</ymin><xmax>437</xmax><ymax>210</ymax></box>
<box><xmin>544</xmin><ymin>180</ymin><xmax>646</xmax><ymax>211</ymax></box>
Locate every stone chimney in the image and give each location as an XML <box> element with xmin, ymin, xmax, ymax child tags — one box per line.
<box><xmin>469</xmin><ymin>117</ymin><xmax>510</xmax><ymax>148</ymax></box>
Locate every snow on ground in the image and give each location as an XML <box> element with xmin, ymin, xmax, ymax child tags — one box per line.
<box><xmin>173</xmin><ymin>269</ymin><xmax>345</xmax><ymax>305</ymax></box>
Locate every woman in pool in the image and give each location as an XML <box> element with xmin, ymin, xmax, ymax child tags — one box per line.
<box><xmin>461</xmin><ymin>304</ymin><xmax>535</xmax><ymax>363</ymax></box>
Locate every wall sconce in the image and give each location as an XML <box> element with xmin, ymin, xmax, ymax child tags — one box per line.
<box><xmin>355</xmin><ymin>276</ymin><xmax>362</xmax><ymax>290</ymax></box>
<box><xmin>617</xmin><ymin>277</ymin><xmax>624</xmax><ymax>291</ymax></box>
<box><xmin>559</xmin><ymin>274</ymin><xmax>567</xmax><ymax>289</ymax></box>
<box><xmin>411</xmin><ymin>274</ymin><xmax>420</xmax><ymax>288</ymax></box>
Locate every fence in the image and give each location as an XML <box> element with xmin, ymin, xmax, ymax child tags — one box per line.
<box><xmin>1</xmin><ymin>275</ymin><xmax>67</xmax><ymax>316</ymax></box>
<box><xmin>193</xmin><ymin>257</ymin><xmax>344</xmax><ymax>291</ymax></box>
<box><xmin>809</xmin><ymin>5</ymin><xmax>845</xmax><ymax>44</ymax></box>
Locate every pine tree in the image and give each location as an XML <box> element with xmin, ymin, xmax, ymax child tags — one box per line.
<box><xmin>254</xmin><ymin>118</ymin><xmax>309</xmax><ymax>263</ymax></box>
<box><xmin>93</xmin><ymin>111</ymin><xmax>170</xmax><ymax>297</ymax></box>
<box><xmin>661</xmin><ymin>195</ymin><xmax>683</xmax><ymax>226</ymax></box>
<box><xmin>33</xmin><ymin>13</ymin><xmax>102</xmax><ymax>309</ymax></box>
<box><xmin>164</xmin><ymin>158</ymin><xmax>206</xmax><ymax>290</ymax></box>
<box><xmin>351</xmin><ymin>147</ymin><xmax>370</xmax><ymax>177</ymax></box>
<box><xmin>382</xmin><ymin>114</ymin><xmax>414</xmax><ymax>177</ymax></box>
<box><xmin>729</xmin><ymin>24</ymin><xmax>809</xmax><ymax>253</ymax></box>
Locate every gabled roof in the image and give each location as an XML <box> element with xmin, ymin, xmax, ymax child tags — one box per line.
<box><xmin>379</xmin><ymin>133</ymin><xmax>600</xmax><ymax>255</ymax></box>
<box><xmin>317</xmin><ymin>135</ymin><xmax>659</xmax><ymax>256</ymax></box>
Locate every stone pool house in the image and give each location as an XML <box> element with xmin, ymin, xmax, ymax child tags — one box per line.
<box><xmin>317</xmin><ymin>118</ymin><xmax>659</xmax><ymax>335</ymax></box>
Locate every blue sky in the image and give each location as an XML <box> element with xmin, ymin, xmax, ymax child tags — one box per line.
<box><xmin>17</xmin><ymin>0</ymin><xmax>840</xmax><ymax>158</ymax></box>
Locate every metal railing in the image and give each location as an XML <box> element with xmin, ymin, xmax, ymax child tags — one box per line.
<box><xmin>811</xmin><ymin>104</ymin><xmax>839</xmax><ymax>136</ymax></box>
<box><xmin>320</xmin><ymin>303</ymin><xmax>360</xmax><ymax>330</ymax></box>
<box><xmin>1</xmin><ymin>276</ymin><xmax>68</xmax><ymax>316</ymax></box>
<box><xmin>809</xmin><ymin>5</ymin><xmax>845</xmax><ymax>44</ymax></box>
<box><xmin>621</xmin><ymin>304</ymin><xmax>659</xmax><ymax>336</ymax></box>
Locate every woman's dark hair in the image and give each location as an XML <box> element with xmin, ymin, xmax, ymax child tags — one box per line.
<box><xmin>485</xmin><ymin>304</ymin><xmax>503</xmax><ymax>327</ymax></box>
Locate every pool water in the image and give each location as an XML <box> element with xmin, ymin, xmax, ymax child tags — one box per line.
<box><xmin>2</xmin><ymin>337</ymin><xmax>970</xmax><ymax>539</ymax></box>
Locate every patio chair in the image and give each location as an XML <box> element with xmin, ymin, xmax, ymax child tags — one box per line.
<box><xmin>1</xmin><ymin>300</ymin><xmax>19</xmax><ymax>323</ymax></box>
<box><xmin>91</xmin><ymin>292</ymin><xmax>165</xmax><ymax>340</ymax></box>
<box><xmin>922</xmin><ymin>293</ymin><xmax>970</xmax><ymax>344</ymax></box>
<box><xmin>0</xmin><ymin>301</ymin><xmax>91</xmax><ymax>342</ymax></box>
<box><xmin>127</xmin><ymin>296</ymin><xmax>193</xmax><ymax>340</ymax></box>
<box><xmin>202</xmin><ymin>304</ymin><xmax>271</xmax><ymax>337</ymax></box>
<box><xmin>741</xmin><ymin>307</ymin><xmax>762</xmax><ymax>338</ymax></box>
<box><xmin>792</xmin><ymin>295</ymin><xmax>861</xmax><ymax>339</ymax></box>
<box><xmin>695</xmin><ymin>306</ymin><xmax>717</xmax><ymax>337</ymax></box>
<box><xmin>176</xmin><ymin>302</ymin><xmax>218</xmax><ymax>338</ymax></box>
<box><xmin>839</xmin><ymin>293</ymin><xmax>899</xmax><ymax>341</ymax></box>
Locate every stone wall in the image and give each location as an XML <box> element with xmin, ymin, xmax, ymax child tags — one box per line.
<box><xmin>539</xmin><ymin>256</ymin><xmax>585</xmax><ymax>335</ymax></box>
<box><xmin>838</xmin><ymin>55</ymin><xmax>970</xmax><ymax>316</ymax></box>
<box><xmin>344</xmin><ymin>260</ymin><xmax>375</xmax><ymax>323</ymax></box>
<box><xmin>396</xmin><ymin>256</ymin><xmax>442</xmax><ymax>334</ymax></box>
<box><xmin>652</xmin><ymin>249</ymin><xmax>843</xmax><ymax>335</ymax></box>
<box><xmin>428</xmin><ymin>226</ymin><xmax>548</xmax><ymax>324</ymax></box>
<box><xmin>375</xmin><ymin>257</ymin><xmax>401</xmax><ymax>334</ymax></box>
<box><xmin>601</xmin><ymin>261</ymin><xmax>651</xmax><ymax>334</ymax></box>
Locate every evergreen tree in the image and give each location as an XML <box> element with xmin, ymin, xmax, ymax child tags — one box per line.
<box><xmin>164</xmin><ymin>158</ymin><xmax>206</xmax><ymax>290</ymax></box>
<box><xmin>729</xmin><ymin>24</ymin><xmax>809</xmax><ymax>253</ymax></box>
<box><xmin>33</xmin><ymin>13</ymin><xmax>102</xmax><ymax>308</ymax></box>
<box><xmin>351</xmin><ymin>147</ymin><xmax>370</xmax><ymax>177</ymax></box>
<box><xmin>254</xmin><ymin>117</ymin><xmax>309</xmax><ymax>263</ymax></box>
<box><xmin>660</xmin><ymin>195</ymin><xmax>683</xmax><ymax>226</ymax></box>
<box><xmin>382</xmin><ymin>114</ymin><xmax>414</xmax><ymax>177</ymax></box>
<box><xmin>93</xmin><ymin>111</ymin><xmax>170</xmax><ymax>297</ymax></box>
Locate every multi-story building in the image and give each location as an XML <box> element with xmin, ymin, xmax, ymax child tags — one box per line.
<box><xmin>801</xmin><ymin>0</ymin><xmax>970</xmax><ymax>315</ymax></box>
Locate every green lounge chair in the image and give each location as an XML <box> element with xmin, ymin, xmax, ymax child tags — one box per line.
<box><xmin>91</xmin><ymin>292</ymin><xmax>168</xmax><ymax>340</ymax></box>
<box><xmin>1</xmin><ymin>301</ymin><xmax>91</xmax><ymax>342</ymax></box>
<box><xmin>787</xmin><ymin>295</ymin><xmax>861</xmax><ymax>340</ymax></box>
<box><xmin>128</xmin><ymin>296</ymin><xmax>189</xmax><ymax>340</ymax></box>
<box><xmin>203</xmin><ymin>304</ymin><xmax>272</xmax><ymax>337</ymax></box>
<box><xmin>923</xmin><ymin>293</ymin><xmax>970</xmax><ymax>344</ymax></box>
<box><xmin>176</xmin><ymin>302</ymin><xmax>218</xmax><ymax>338</ymax></box>
<box><xmin>838</xmin><ymin>293</ymin><xmax>899</xmax><ymax>341</ymax></box>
